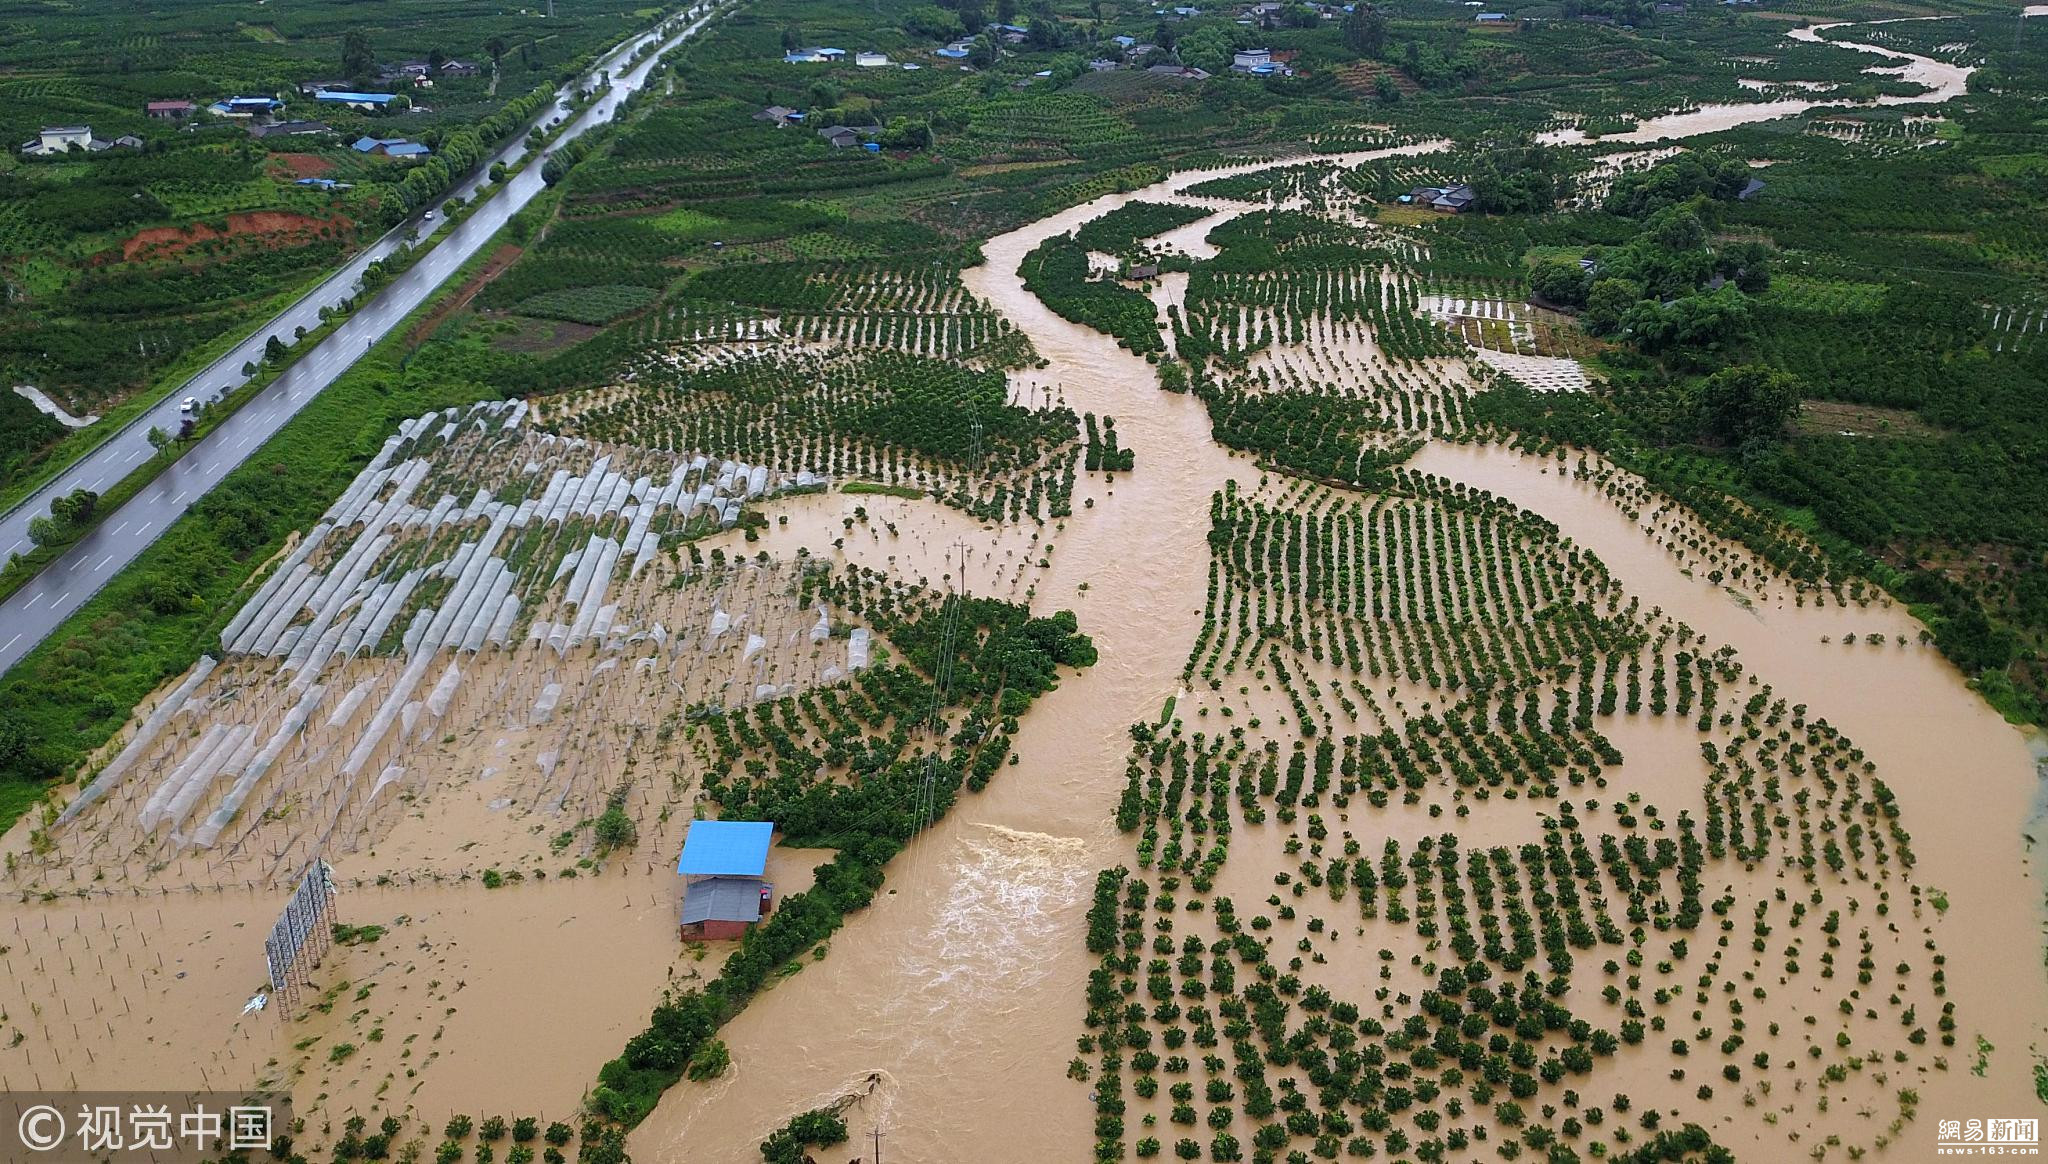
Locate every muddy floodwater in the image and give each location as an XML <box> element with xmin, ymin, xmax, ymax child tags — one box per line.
<box><xmin>2</xmin><ymin>12</ymin><xmax>2040</xmax><ymax>1162</ymax></box>
<box><xmin>628</xmin><ymin>16</ymin><xmax>2043</xmax><ymax>1163</ymax></box>
<box><xmin>1539</xmin><ymin>19</ymin><xmax>1973</xmax><ymax>146</ymax></box>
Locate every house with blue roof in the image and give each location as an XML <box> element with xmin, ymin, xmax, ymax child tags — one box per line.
<box><xmin>209</xmin><ymin>96</ymin><xmax>283</xmax><ymax>119</ymax></box>
<box><xmin>316</xmin><ymin>90</ymin><xmax>401</xmax><ymax>110</ymax></box>
<box><xmin>675</xmin><ymin>819</ymin><xmax>777</xmax><ymax>940</ymax></box>
<box><xmin>353</xmin><ymin>136</ymin><xmax>429</xmax><ymax>157</ymax></box>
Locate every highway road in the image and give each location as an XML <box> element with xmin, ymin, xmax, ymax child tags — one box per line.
<box><xmin>0</xmin><ymin>3</ymin><xmax>725</xmax><ymax>677</ymax></box>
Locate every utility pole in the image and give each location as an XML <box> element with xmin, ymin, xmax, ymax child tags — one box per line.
<box><xmin>870</xmin><ymin>1127</ymin><xmax>884</xmax><ymax>1164</ymax></box>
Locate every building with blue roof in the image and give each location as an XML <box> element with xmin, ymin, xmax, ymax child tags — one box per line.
<box><xmin>680</xmin><ymin>878</ymin><xmax>769</xmax><ymax>938</ymax></box>
<box><xmin>316</xmin><ymin>90</ymin><xmax>400</xmax><ymax>109</ymax></box>
<box><xmin>676</xmin><ymin>820</ymin><xmax>776</xmax><ymax>939</ymax></box>
<box><xmin>353</xmin><ymin>136</ymin><xmax>430</xmax><ymax>158</ymax></box>
<box><xmin>676</xmin><ymin>819</ymin><xmax>773</xmax><ymax>875</ymax></box>
<box><xmin>209</xmin><ymin>96</ymin><xmax>283</xmax><ymax>119</ymax></box>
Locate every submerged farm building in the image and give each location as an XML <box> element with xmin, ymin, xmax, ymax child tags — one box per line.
<box><xmin>1401</xmin><ymin>183</ymin><xmax>1476</xmax><ymax>213</ymax></box>
<box><xmin>676</xmin><ymin>819</ymin><xmax>776</xmax><ymax>941</ymax></box>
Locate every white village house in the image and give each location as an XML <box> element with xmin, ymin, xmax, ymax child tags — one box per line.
<box><xmin>22</xmin><ymin>125</ymin><xmax>93</xmax><ymax>154</ymax></box>
<box><xmin>18</xmin><ymin>125</ymin><xmax>133</xmax><ymax>155</ymax></box>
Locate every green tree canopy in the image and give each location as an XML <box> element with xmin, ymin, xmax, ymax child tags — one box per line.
<box><xmin>1693</xmin><ymin>364</ymin><xmax>1802</xmax><ymax>447</ymax></box>
<box><xmin>1176</xmin><ymin>26</ymin><xmax>1233</xmax><ymax>73</ymax></box>
<box><xmin>1342</xmin><ymin>4</ymin><xmax>1387</xmax><ymax>56</ymax></box>
<box><xmin>342</xmin><ymin>29</ymin><xmax>375</xmax><ymax>80</ymax></box>
<box><xmin>904</xmin><ymin>4</ymin><xmax>966</xmax><ymax>39</ymax></box>
<box><xmin>1530</xmin><ymin>258</ymin><xmax>1592</xmax><ymax>308</ymax></box>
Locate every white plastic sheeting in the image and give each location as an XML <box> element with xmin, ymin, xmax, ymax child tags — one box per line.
<box><xmin>83</xmin><ymin>401</ymin><xmax>860</xmax><ymax>846</ymax></box>
<box><xmin>847</xmin><ymin>628</ymin><xmax>872</xmax><ymax>671</ymax></box>
<box><xmin>162</xmin><ymin>723</ymin><xmax>260</xmax><ymax>837</ymax></box>
<box><xmin>463</xmin><ymin>568</ymin><xmax>517</xmax><ymax>653</ymax></box>
<box><xmin>563</xmin><ymin>538</ymin><xmax>621</xmax><ymax>650</ymax></box>
<box><xmin>530</xmin><ymin>682</ymin><xmax>563</xmax><ymax>726</ymax></box>
<box><xmin>231</xmin><ymin>458</ymin><xmax>430</xmax><ymax>657</ymax></box>
<box><xmin>190</xmin><ymin>682</ymin><xmax>327</xmax><ymax>848</ymax></box>
<box><xmin>218</xmin><ymin>530</ymin><xmax>325</xmax><ymax>651</ymax></box>
<box><xmin>425</xmin><ymin>662</ymin><xmax>462</xmax><ymax>719</ymax></box>
<box><xmin>58</xmin><ymin>654</ymin><xmax>217</xmax><ymax>826</ymax></box>
<box><xmin>369</xmin><ymin>765</ymin><xmax>407</xmax><ymax>803</ymax></box>
<box><xmin>349</xmin><ymin>568</ymin><xmax>423</xmax><ymax>657</ymax></box>
<box><xmin>328</xmin><ymin>679</ymin><xmax>373</xmax><ymax>730</ymax></box>
<box><xmin>485</xmin><ymin>592</ymin><xmax>522</xmax><ymax>647</ymax></box>
<box><xmin>139</xmin><ymin>722</ymin><xmax>233</xmax><ymax>832</ymax></box>
<box><xmin>341</xmin><ymin>652</ymin><xmax>434</xmax><ymax>776</ymax></box>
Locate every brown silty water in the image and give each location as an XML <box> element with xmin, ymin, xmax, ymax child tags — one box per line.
<box><xmin>630</xmin><ymin>24</ymin><xmax>2040</xmax><ymax>1163</ymax></box>
<box><xmin>0</xmin><ymin>16</ymin><xmax>2034</xmax><ymax>1160</ymax></box>
<box><xmin>629</xmin><ymin>167</ymin><xmax>1272</xmax><ymax>1164</ymax></box>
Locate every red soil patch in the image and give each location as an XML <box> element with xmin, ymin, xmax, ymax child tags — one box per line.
<box><xmin>269</xmin><ymin>153</ymin><xmax>335</xmax><ymax>180</ymax></box>
<box><xmin>121</xmin><ymin>211</ymin><xmax>350</xmax><ymax>262</ymax></box>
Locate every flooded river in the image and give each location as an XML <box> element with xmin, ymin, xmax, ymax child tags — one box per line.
<box><xmin>0</xmin><ymin>10</ymin><xmax>2029</xmax><ymax>1161</ymax></box>
<box><xmin>1540</xmin><ymin>18</ymin><xmax>1973</xmax><ymax>146</ymax></box>
<box><xmin>629</xmin><ymin>13</ymin><xmax>2045</xmax><ymax>1162</ymax></box>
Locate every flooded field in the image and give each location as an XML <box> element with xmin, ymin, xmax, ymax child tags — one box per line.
<box><xmin>630</xmin><ymin>16</ymin><xmax>2039</xmax><ymax>1162</ymax></box>
<box><xmin>4</xmin><ymin>13</ymin><xmax>2039</xmax><ymax>1164</ymax></box>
